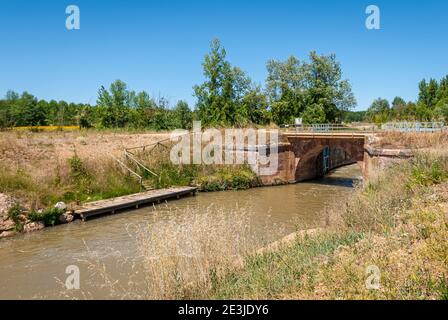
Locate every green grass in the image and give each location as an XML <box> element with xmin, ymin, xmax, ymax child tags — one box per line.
<box><xmin>135</xmin><ymin>158</ymin><xmax>260</xmax><ymax>192</ymax></box>
<box><xmin>144</xmin><ymin>163</ymin><xmax>200</xmax><ymax>189</ymax></box>
<box><xmin>210</xmin><ymin>232</ymin><xmax>363</xmax><ymax>299</ymax></box>
<box><xmin>409</xmin><ymin>157</ymin><xmax>448</xmax><ymax>188</ymax></box>
<box><xmin>197</xmin><ymin>165</ymin><xmax>260</xmax><ymax>191</ymax></box>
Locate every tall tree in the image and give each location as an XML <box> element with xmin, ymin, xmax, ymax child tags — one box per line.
<box><xmin>366</xmin><ymin>98</ymin><xmax>390</xmax><ymax>123</ymax></box>
<box><xmin>303</xmin><ymin>51</ymin><xmax>356</xmax><ymax>122</ymax></box>
<box><xmin>193</xmin><ymin>39</ymin><xmax>251</xmax><ymax>126</ymax></box>
<box><xmin>266</xmin><ymin>52</ymin><xmax>355</xmax><ymax>125</ymax></box>
<box><xmin>173</xmin><ymin>100</ymin><xmax>193</xmax><ymax>129</ymax></box>
<box><xmin>418</xmin><ymin>78</ymin><xmax>438</xmax><ymax>109</ymax></box>
<box><xmin>266</xmin><ymin>56</ymin><xmax>305</xmax><ymax>125</ymax></box>
<box><xmin>241</xmin><ymin>85</ymin><xmax>271</xmax><ymax>125</ymax></box>
<box><xmin>391</xmin><ymin>96</ymin><xmax>406</xmax><ymax>110</ymax></box>
<box><xmin>97</xmin><ymin>80</ymin><xmax>131</xmax><ymax>127</ymax></box>
<box><xmin>12</xmin><ymin>92</ymin><xmax>46</xmax><ymax>126</ymax></box>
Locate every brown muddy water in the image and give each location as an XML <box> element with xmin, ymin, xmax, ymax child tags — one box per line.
<box><xmin>0</xmin><ymin>164</ymin><xmax>361</xmax><ymax>299</ymax></box>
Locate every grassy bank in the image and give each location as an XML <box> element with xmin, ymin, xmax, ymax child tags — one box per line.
<box><xmin>0</xmin><ymin>130</ymin><xmax>259</xmax><ymax>212</ymax></box>
<box><xmin>206</xmin><ymin>150</ymin><xmax>448</xmax><ymax>299</ymax></box>
<box><xmin>127</xmin><ymin>140</ymin><xmax>260</xmax><ymax>191</ymax></box>
<box><xmin>0</xmin><ymin>155</ymin><xmax>141</xmax><ymax>209</ymax></box>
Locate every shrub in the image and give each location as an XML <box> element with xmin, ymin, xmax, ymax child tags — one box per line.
<box><xmin>197</xmin><ymin>166</ymin><xmax>259</xmax><ymax>191</ymax></box>
<box><xmin>28</xmin><ymin>207</ymin><xmax>64</xmax><ymax>226</ymax></box>
<box><xmin>7</xmin><ymin>203</ymin><xmax>25</xmax><ymax>231</ymax></box>
<box><xmin>69</xmin><ymin>154</ymin><xmax>91</xmax><ymax>182</ymax></box>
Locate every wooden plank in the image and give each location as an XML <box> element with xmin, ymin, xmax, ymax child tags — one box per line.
<box><xmin>74</xmin><ymin>186</ymin><xmax>197</xmax><ymax>221</ymax></box>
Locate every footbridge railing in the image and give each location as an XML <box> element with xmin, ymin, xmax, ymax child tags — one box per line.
<box><xmin>110</xmin><ymin>154</ymin><xmax>145</xmax><ymax>191</ymax></box>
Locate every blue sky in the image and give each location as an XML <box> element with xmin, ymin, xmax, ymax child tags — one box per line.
<box><xmin>0</xmin><ymin>0</ymin><xmax>447</xmax><ymax>110</ymax></box>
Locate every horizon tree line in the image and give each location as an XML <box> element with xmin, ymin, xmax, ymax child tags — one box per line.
<box><xmin>1</xmin><ymin>39</ymin><xmax>446</xmax><ymax>130</ymax></box>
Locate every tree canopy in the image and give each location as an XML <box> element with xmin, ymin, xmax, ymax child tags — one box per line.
<box><xmin>365</xmin><ymin>75</ymin><xmax>448</xmax><ymax>124</ymax></box>
<box><xmin>266</xmin><ymin>52</ymin><xmax>356</xmax><ymax>124</ymax></box>
<box><xmin>6</xmin><ymin>38</ymin><xmax>446</xmax><ymax>130</ymax></box>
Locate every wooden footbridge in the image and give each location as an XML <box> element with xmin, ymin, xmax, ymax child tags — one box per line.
<box><xmin>74</xmin><ymin>186</ymin><xmax>197</xmax><ymax>221</ymax></box>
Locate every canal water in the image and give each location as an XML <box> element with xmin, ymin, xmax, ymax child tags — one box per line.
<box><xmin>0</xmin><ymin>164</ymin><xmax>361</xmax><ymax>299</ymax></box>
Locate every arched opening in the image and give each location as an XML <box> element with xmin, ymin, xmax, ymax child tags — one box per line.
<box><xmin>294</xmin><ymin>145</ymin><xmax>358</xmax><ymax>182</ymax></box>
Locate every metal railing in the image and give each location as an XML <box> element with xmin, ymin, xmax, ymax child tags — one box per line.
<box><xmin>282</xmin><ymin>123</ymin><xmax>371</xmax><ymax>133</ymax></box>
<box><xmin>282</xmin><ymin>122</ymin><xmax>447</xmax><ymax>133</ymax></box>
<box><xmin>381</xmin><ymin>122</ymin><xmax>445</xmax><ymax>132</ymax></box>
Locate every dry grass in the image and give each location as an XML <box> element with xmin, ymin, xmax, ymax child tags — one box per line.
<box><xmin>372</xmin><ymin>131</ymin><xmax>448</xmax><ymax>149</ymax></box>
<box><xmin>0</xmin><ymin>130</ymin><xmax>170</xmax><ymax>208</ymax></box>
<box><xmin>0</xmin><ymin>130</ymin><xmax>170</xmax><ymax>175</ymax></box>
<box><xmin>209</xmin><ymin>150</ymin><xmax>448</xmax><ymax>299</ymax></box>
<box><xmin>295</xmin><ymin>182</ymin><xmax>448</xmax><ymax>299</ymax></box>
<box><xmin>0</xmin><ymin>150</ymin><xmax>141</xmax><ymax>210</ymax></box>
<box><xmin>65</xmin><ymin>205</ymin><xmax>282</xmax><ymax>300</ymax></box>
<box><xmin>133</xmin><ymin>206</ymin><xmax>264</xmax><ymax>299</ymax></box>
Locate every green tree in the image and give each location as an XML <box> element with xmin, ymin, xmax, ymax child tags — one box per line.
<box><xmin>97</xmin><ymin>80</ymin><xmax>132</xmax><ymax>128</ymax></box>
<box><xmin>11</xmin><ymin>92</ymin><xmax>46</xmax><ymax>126</ymax></box>
<box><xmin>436</xmin><ymin>76</ymin><xmax>448</xmax><ymax>101</ymax></box>
<box><xmin>302</xmin><ymin>104</ymin><xmax>326</xmax><ymax>124</ymax></box>
<box><xmin>418</xmin><ymin>79</ymin><xmax>438</xmax><ymax>109</ymax></box>
<box><xmin>0</xmin><ymin>100</ymin><xmax>12</xmax><ymax>129</ymax></box>
<box><xmin>343</xmin><ymin>110</ymin><xmax>366</xmax><ymax>123</ymax></box>
<box><xmin>0</xmin><ymin>91</ymin><xmax>18</xmax><ymax>128</ymax></box>
<box><xmin>266</xmin><ymin>56</ymin><xmax>304</xmax><ymax>125</ymax></box>
<box><xmin>366</xmin><ymin>98</ymin><xmax>390</xmax><ymax>124</ymax></box>
<box><xmin>391</xmin><ymin>96</ymin><xmax>407</xmax><ymax>119</ymax></box>
<box><xmin>434</xmin><ymin>98</ymin><xmax>448</xmax><ymax>121</ymax></box>
<box><xmin>266</xmin><ymin>52</ymin><xmax>355</xmax><ymax>125</ymax></box>
<box><xmin>402</xmin><ymin>102</ymin><xmax>418</xmax><ymax>120</ymax></box>
<box><xmin>173</xmin><ymin>100</ymin><xmax>193</xmax><ymax>129</ymax></box>
<box><xmin>303</xmin><ymin>51</ymin><xmax>356</xmax><ymax>122</ymax></box>
<box><xmin>131</xmin><ymin>91</ymin><xmax>157</xmax><ymax>128</ymax></box>
<box><xmin>241</xmin><ymin>86</ymin><xmax>271</xmax><ymax>125</ymax></box>
<box><xmin>5</xmin><ymin>90</ymin><xmax>19</xmax><ymax>101</ymax></box>
<box><xmin>193</xmin><ymin>39</ymin><xmax>251</xmax><ymax>126</ymax></box>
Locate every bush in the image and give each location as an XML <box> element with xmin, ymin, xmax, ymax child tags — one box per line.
<box><xmin>7</xmin><ymin>203</ymin><xmax>25</xmax><ymax>231</ymax></box>
<box><xmin>69</xmin><ymin>154</ymin><xmax>91</xmax><ymax>182</ymax></box>
<box><xmin>197</xmin><ymin>166</ymin><xmax>259</xmax><ymax>191</ymax></box>
<box><xmin>28</xmin><ymin>207</ymin><xmax>64</xmax><ymax>226</ymax></box>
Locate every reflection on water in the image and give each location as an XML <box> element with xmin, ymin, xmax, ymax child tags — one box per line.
<box><xmin>0</xmin><ymin>164</ymin><xmax>361</xmax><ymax>299</ymax></box>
